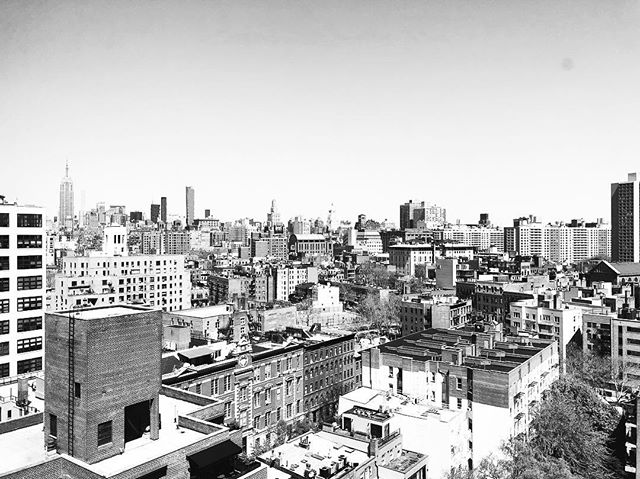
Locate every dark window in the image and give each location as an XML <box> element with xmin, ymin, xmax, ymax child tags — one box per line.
<box><xmin>0</xmin><ymin>363</ymin><xmax>8</xmax><ymax>378</ymax></box>
<box><xmin>17</xmin><ymin>256</ymin><xmax>42</xmax><ymax>270</ymax></box>
<box><xmin>0</xmin><ymin>278</ymin><xmax>8</xmax><ymax>292</ymax></box>
<box><xmin>0</xmin><ymin>213</ymin><xmax>8</xmax><ymax>227</ymax></box>
<box><xmin>98</xmin><ymin>421</ymin><xmax>113</xmax><ymax>446</ymax></box>
<box><xmin>17</xmin><ymin>235</ymin><xmax>42</xmax><ymax>248</ymax></box>
<box><xmin>17</xmin><ymin>357</ymin><xmax>42</xmax><ymax>374</ymax></box>
<box><xmin>17</xmin><ymin>296</ymin><xmax>42</xmax><ymax>312</ymax></box>
<box><xmin>0</xmin><ymin>257</ymin><xmax>8</xmax><ymax>271</ymax></box>
<box><xmin>50</xmin><ymin>414</ymin><xmax>58</xmax><ymax>437</ymax></box>
<box><xmin>17</xmin><ymin>214</ymin><xmax>42</xmax><ymax>228</ymax></box>
<box><xmin>75</xmin><ymin>382</ymin><xmax>81</xmax><ymax>399</ymax></box>
<box><xmin>0</xmin><ymin>299</ymin><xmax>8</xmax><ymax>314</ymax></box>
<box><xmin>17</xmin><ymin>336</ymin><xmax>42</xmax><ymax>353</ymax></box>
<box><xmin>0</xmin><ymin>342</ymin><xmax>8</xmax><ymax>356</ymax></box>
<box><xmin>0</xmin><ymin>236</ymin><xmax>8</xmax><ymax>248</ymax></box>
<box><xmin>17</xmin><ymin>276</ymin><xmax>42</xmax><ymax>291</ymax></box>
<box><xmin>0</xmin><ymin>320</ymin><xmax>8</xmax><ymax>334</ymax></box>
<box><xmin>17</xmin><ymin>317</ymin><xmax>42</xmax><ymax>332</ymax></box>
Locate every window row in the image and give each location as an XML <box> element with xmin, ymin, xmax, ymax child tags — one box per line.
<box><xmin>0</xmin><ymin>319</ymin><xmax>39</xmax><ymax>334</ymax></box>
<box><xmin>0</xmin><ymin>213</ymin><xmax>43</xmax><ymax>228</ymax></box>
<box><xmin>0</xmin><ymin>296</ymin><xmax>43</xmax><ymax>313</ymax></box>
<box><xmin>0</xmin><ymin>336</ymin><xmax>43</xmax><ymax>354</ymax></box>
<box><xmin>0</xmin><ymin>256</ymin><xmax>43</xmax><ymax>270</ymax></box>
<box><xmin>0</xmin><ymin>276</ymin><xmax>43</xmax><ymax>292</ymax></box>
<box><xmin>0</xmin><ymin>235</ymin><xmax>43</xmax><ymax>249</ymax></box>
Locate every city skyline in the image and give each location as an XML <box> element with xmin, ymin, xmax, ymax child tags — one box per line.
<box><xmin>2</xmin><ymin>0</ymin><xmax>639</xmax><ymax>225</ymax></box>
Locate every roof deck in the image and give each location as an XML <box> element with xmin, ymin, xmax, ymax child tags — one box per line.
<box><xmin>0</xmin><ymin>392</ymin><xmax>221</xmax><ymax>477</ymax></box>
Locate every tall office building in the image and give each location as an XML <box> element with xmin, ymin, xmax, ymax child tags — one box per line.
<box><xmin>186</xmin><ymin>186</ymin><xmax>195</xmax><ymax>227</ymax></box>
<box><xmin>611</xmin><ymin>173</ymin><xmax>640</xmax><ymax>262</ymax></box>
<box><xmin>0</xmin><ymin>200</ymin><xmax>45</xmax><ymax>378</ymax></box>
<box><xmin>58</xmin><ymin>162</ymin><xmax>74</xmax><ymax>230</ymax></box>
<box><xmin>150</xmin><ymin>203</ymin><xmax>160</xmax><ymax>224</ymax></box>
<box><xmin>160</xmin><ymin>196</ymin><xmax>167</xmax><ymax>224</ymax></box>
<box><xmin>267</xmin><ymin>199</ymin><xmax>281</xmax><ymax>229</ymax></box>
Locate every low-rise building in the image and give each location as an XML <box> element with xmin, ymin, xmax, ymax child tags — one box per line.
<box><xmin>361</xmin><ymin>328</ymin><xmax>559</xmax><ymax>469</ymax></box>
<box><xmin>399</xmin><ymin>295</ymin><xmax>473</xmax><ymax>336</ymax></box>
<box><xmin>163</xmin><ymin>339</ymin><xmax>305</xmax><ymax>455</ymax></box>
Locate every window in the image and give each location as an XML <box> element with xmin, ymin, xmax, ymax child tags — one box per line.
<box><xmin>0</xmin><ymin>342</ymin><xmax>8</xmax><ymax>356</ymax></box>
<box><xmin>17</xmin><ymin>296</ymin><xmax>42</xmax><ymax>311</ymax></box>
<box><xmin>224</xmin><ymin>402</ymin><xmax>232</xmax><ymax>418</ymax></box>
<box><xmin>97</xmin><ymin>421</ymin><xmax>112</xmax><ymax>446</ymax></box>
<box><xmin>0</xmin><ymin>363</ymin><xmax>8</xmax><ymax>378</ymax></box>
<box><xmin>456</xmin><ymin>377</ymin><xmax>462</xmax><ymax>389</ymax></box>
<box><xmin>0</xmin><ymin>257</ymin><xmax>8</xmax><ymax>271</ymax></box>
<box><xmin>286</xmin><ymin>403</ymin><xmax>292</xmax><ymax>418</ymax></box>
<box><xmin>286</xmin><ymin>379</ymin><xmax>293</xmax><ymax>396</ymax></box>
<box><xmin>254</xmin><ymin>393</ymin><xmax>261</xmax><ymax>407</ymax></box>
<box><xmin>457</xmin><ymin>398</ymin><xmax>463</xmax><ymax>409</ymax></box>
<box><xmin>17</xmin><ymin>235</ymin><xmax>42</xmax><ymax>248</ymax></box>
<box><xmin>0</xmin><ymin>299</ymin><xmax>8</xmax><ymax>314</ymax></box>
<box><xmin>50</xmin><ymin>414</ymin><xmax>58</xmax><ymax>437</ymax></box>
<box><xmin>265</xmin><ymin>388</ymin><xmax>272</xmax><ymax>404</ymax></box>
<box><xmin>17</xmin><ymin>317</ymin><xmax>42</xmax><ymax>332</ymax></box>
<box><xmin>17</xmin><ymin>357</ymin><xmax>42</xmax><ymax>373</ymax></box>
<box><xmin>17</xmin><ymin>276</ymin><xmax>42</xmax><ymax>291</ymax></box>
<box><xmin>75</xmin><ymin>382</ymin><xmax>81</xmax><ymax>399</ymax></box>
<box><xmin>0</xmin><ymin>278</ymin><xmax>8</xmax><ymax>292</ymax></box>
<box><xmin>276</xmin><ymin>360</ymin><xmax>281</xmax><ymax>375</ymax></box>
<box><xmin>223</xmin><ymin>375</ymin><xmax>231</xmax><ymax>392</ymax></box>
<box><xmin>17</xmin><ymin>256</ymin><xmax>42</xmax><ymax>270</ymax></box>
<box><xmin>0</xmin><ymin>320</ymin><xmax>7</xmax><ymax>334</ymax></box>
<box><xmin>17</xmin><ymin>336</ymin><xmax>42</xmax><ymax>353</ymax></box>
<box><xmin>17</xmin><ymin>214</ymin><xmax>42</xmax><ymax>228</ymax></box>
<box><xmin>0</xmin><ymin>236</ymin><xmax>8</xmax><ymax>249</ymax></box>
<box><xmin>254</xmin><ymin>415</ymin><xmax>261</xmax><ymax>430</ymax></box>
<box><xmin>212</xmin><ymin>378</ymin><xmax>219</xmax><ymax>395</ymax></box>
<box><xmin>0</xmin><ymin>213</ymin><xmax>8</xmax><ymax>227</ymax></box>
<box><xmin>240</xmin><ymin>386</ymin><xmax>248</xmax><ymax>401</ymax></box>
<box><xmin>276</xmin><ymin>408</ymin><xmax>281</xmax><ymax>421</ymax></box>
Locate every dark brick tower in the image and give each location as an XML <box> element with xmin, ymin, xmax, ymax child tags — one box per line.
<box><xmin>44</xmin><ymin>305</ymin><xmax>162</xmax><ymax>464</ymax></box>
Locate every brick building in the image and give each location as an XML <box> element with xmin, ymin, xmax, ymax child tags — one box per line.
<box><xmin>163</xmin><ymin>340</ymin><xmax>305</xmax><ymax>455</ymax></box>
<box><xmin>0</xmin><ymin>305</ymin><xmax>266</xmax><ymax>479</ymax></box>
<box><xmin>301</xmin><ymin>332</ymin><xmax>359</xmax><ymax>422</ymax></box>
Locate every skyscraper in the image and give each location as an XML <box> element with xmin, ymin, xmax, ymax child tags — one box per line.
<box><xmin>160</xmin><ymin>196</ymin><xmax>167</xmax><ymax>224</ymax></box>
<box><xmin>267</xmin><ymin>199</ymin><xmax>281</xmax><ymax>229</ymax></box>
<box><xmin>150</xmin><ymin>203</ymin><xmax>160</xmax><ymax>224</ymax></box>
<box><xmin>58</xmin><ymin>162</ymin><xmax>74</xmax><ymax>230</ymax></box>
<box><xmin>185</xmin><ymin>186</ymin><xmax>195</xmax><ymax>227</ymax></box>
<box><xmin>611</xmin><ymin>173</ymin><xmax>640</xmax><ymax>262</ymax></box>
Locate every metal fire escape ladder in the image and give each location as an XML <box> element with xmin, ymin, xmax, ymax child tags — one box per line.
<box><xmin>67</xmin><ymin>313</ymin><xmax>75</xmax><ymax>456</ymax></box>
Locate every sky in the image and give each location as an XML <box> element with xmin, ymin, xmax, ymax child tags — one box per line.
<box><xmin>1</xmin><ymin>0</ymin><xmax>639</xmax><ymax>226</ymax></box>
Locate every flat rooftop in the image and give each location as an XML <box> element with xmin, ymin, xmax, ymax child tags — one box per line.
<box><xmin>380</xmin><ymin>450</ymin><xmax>426</xmax><ymax>473</ymax></box>
<box><xmin>170</xmin><ymin>305</ymin><xmax>232</xmax><ymax>318</ymax></box>
<box><xmin>0</xmin><ymin>393</ymin><xmax>207</xmax><ymax>477</ymax></box>
<box><xmin>341</xmin><ymin>387</ymin><xmax>464</xmax><ymax>423</ymax></box>
<box><xmin>259</xmin><ymin>433</ymin><xmax>369</xmax><ymax>479</ymax></box>
<box><xmin>54</xmin><ymin>305</ymin><xmax>155</xmax><ymax>320</ymax></box>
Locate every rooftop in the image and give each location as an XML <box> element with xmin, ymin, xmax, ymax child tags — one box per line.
<box><xmin>380</xmin><ymin>450</ymin><xmax>426</xmax><ymax>473</ymax></box>
<box><xmin>171</xmin><ymin>305</ymin><xmax>233</xmax><ymax>318</ymax></box>
<box><xmin>0</xmin><ymin>392</ymin><xmax>208</xmax><ymax>477</ymax></box>
<box><xmin>259</xmin><ymin>432</ymin><xmax>369</xmax><ymax>479</ymax></box>
<box><xmin>53</xmin><ymin>305</ymin><xmax>155</xmax><ymax>320</ymax></box>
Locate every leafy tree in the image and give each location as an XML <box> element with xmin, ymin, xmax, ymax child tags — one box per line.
<box><xmin>355</xmin><ymin>262</ymin><xmax>393</xmax><ymax>288</ymax></box>
<box><xmin>357</xmin><ymin>293</ymin><xmax>400</xmax><ymax>333</ymax></box>
<box><xmin>527</xmin><ymin>377</ymin><xmax>622</xmax><ymax>479</ymax></box>
<box><xmin>274</xmin><ymin>419</ymin><xmax>288</xmax><ymax>446</ymax></box>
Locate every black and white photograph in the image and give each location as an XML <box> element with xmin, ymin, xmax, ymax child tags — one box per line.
<box><xmin>1</xmin><ymin>1</ymin><xmax>639</xmax><ymax>478</ymax></box>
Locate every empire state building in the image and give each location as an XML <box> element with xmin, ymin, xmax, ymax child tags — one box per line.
<box><xmin>58</xmin><ymin>161</ymin><xmax>74</xmax><ymax>230</ymax></box>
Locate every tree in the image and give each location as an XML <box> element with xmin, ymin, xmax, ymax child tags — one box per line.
<box><xmin>566</xmin><ymin>343</ymin><xmax>640</xmax><ymax>404</ymax></box>
<box><xmin>527</xmin><ymin>377</ymin><xmax>622</xmax><ymax>479</ymax></box>
<box><xmin>274</xmin><ymin>419</ymin><xmax>288</xmax><ymax>446</ymax></box>
<box><xmin>355</xmin><ymin>262</ymin><xmax>393</xmax><ymax>288</ymax></box>
<box><xmin>357</xmin><ymin>293</ymin><xmax>400</xmax><ymax>334</ymax></box>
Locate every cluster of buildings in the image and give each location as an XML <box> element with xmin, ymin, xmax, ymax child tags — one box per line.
<box><xmin>8</xmin><ymin>169</ymin><xmax>640</xmax><ymax>478</ymax></box>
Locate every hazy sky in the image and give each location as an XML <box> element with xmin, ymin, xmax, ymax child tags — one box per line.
<box><xmin>1</xmin><ymin>0</ymin><xmax>639</xmax><ymax>226</ymax></box>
